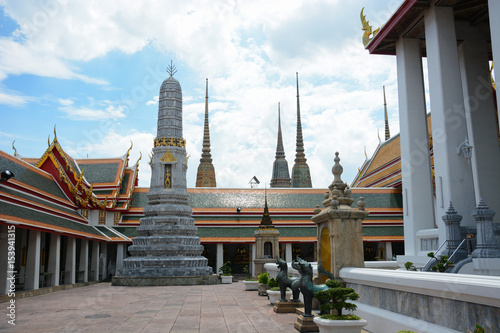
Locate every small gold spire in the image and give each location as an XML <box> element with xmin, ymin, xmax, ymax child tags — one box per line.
<box><xmin>167</xmin><ymin>60</ymin><xmax>177</xmax><ymax>77</ymax></box>
<box><xmin>53</xmin><ymin>124</ymin><xmax>58</xmax><ymax>141</ymax></box>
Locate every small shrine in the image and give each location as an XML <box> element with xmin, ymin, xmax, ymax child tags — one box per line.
<box><xmin>253</xmin><ymin>191</ymin><xmax>280</xmax><ymax>276</ymax></box>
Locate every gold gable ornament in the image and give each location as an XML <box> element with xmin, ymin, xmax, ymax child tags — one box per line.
<box><xmin>161</xmin><ymin>150</ymin><xmax>177</xmax><ymax>163</ymax></box>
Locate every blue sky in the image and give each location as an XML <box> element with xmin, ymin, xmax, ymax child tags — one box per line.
<box><xmin>0</xmin><ymin>0</ymin><xmax>404</xmax><ymax>188</ymax></box>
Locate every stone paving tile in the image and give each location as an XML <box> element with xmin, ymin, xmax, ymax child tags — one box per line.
<box><xmin>2</xmin><ymin>281</ymin><xmax>304</xmax><ymax>332</ymax></box>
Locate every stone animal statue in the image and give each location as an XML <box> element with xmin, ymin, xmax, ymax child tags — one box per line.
<box><xmin>275</xmin><ymin>257</ymin><xmax>300</xmax><ymax>302</ymax></box>
<box><xmin>292</xmin><ymin>256</ymin><xmax>330</xmax><ymax>317</ymax></box>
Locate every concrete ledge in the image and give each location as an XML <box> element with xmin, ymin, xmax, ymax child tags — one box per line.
<box><xmin>340</xmin><ymin>267</ymin><xmax>500</xmax><ymax>307</ymax></box>
<box><xmin>0</xmin><ymin>281</ymin><xmax>100</xmax><ymax>303</ymax></box>
<box><xmin>354</xmin><ymin>302</ymin><xmax>461</xmax><ymax>333</ymax></box>
<box><xmin>112</xmin><ymin>274</ymin><xmax>219</xmax><ymax>286</ymax></box>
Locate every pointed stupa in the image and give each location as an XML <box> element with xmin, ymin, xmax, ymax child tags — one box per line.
<box><xmin>291</xmin><ymin>72</ymin><xmax>312</xmax><ymax>187</ymax></box>
<box><xmin>196</xmin><ymin>78</ymin><xmax>217</xmax><ymax>187</ymax></box>
<box><xmin>270</xmin><ymin>102</ymin><xmax>291</xmax><ymax>188</ymax></box>
<box><xmin>383</xmin><ymin>86</ymin><xmax>391</xmax><ymax>141</ymax></box>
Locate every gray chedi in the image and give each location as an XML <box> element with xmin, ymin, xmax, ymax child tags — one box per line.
<box><xmin>116</xmin><ymin>66</ymin><xmax>213</xmax><ymax>279</ymax></box>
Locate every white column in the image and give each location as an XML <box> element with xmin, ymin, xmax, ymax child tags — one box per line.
<box><xmin>79</xmin><ymin>239</ymin><xmax>88</xmax><ymax>283</ymax></box>
<box><xmin>216</xmin><ymin>243</ymin><xmax>223</xmax><ymax>275</ymax></box>
<box><xmin>91</xmin><ymin>242</ymin><xmax>99</xmax><ymax>281</ymax></box>
<box><xmin>285</xmin><ymin>243</ymin><xmax>292</xmax><ymax>263</ymax></box>
<box><xmin>66</xmin><ymin>237</ymin><xmax>76</xmax><ymax>284</ymax></box>
<box><xmin>0</xmin><ymin>225</ymin><xmax>11</xmax><ymax>294</ymax></box>
<box><xmin>251</xmin><ymin>243</ymin><xmax>256</xmax><ymax>276</ymax></box>
<box><xmin>425</xmin><ymin>5</ymin><xmax>476</xmax><ymax>238</ymax></box>
<box><xmin>48</xmin><ymin>233</ymin><xmax>60</xmax><ymax>286</ymax></box>
<box><xmin>489</xmin><ymin>0</ymin><xmax>500</xmax><ymax>114</ymax></box>
<box><xmin>100</xmin><ymin>243</ymin><xmax>107</xmax><ymax>280</ymax></box>
<box><xmin>386</xmin><ymin>242</ymin><xmax>393</xmax><ymax>261</ymax></box>
<box><xmin>395</xmin><ymin>37</ymin><xmax>435</xmax><ymax>257</ymax></box>
<box><xmin>115</xmin><ymin>243</ymin><xmax>125</xmax><ymax>273</ymax></box>
<box><xmin>458</xmin><ymin>37</ymin><xmax>500</xmax><ymax>214</ymax></box>
<box><xmin>25</xmin><ymin>230</ymin><xmax>41</xmax><ymax>290</ymax></box>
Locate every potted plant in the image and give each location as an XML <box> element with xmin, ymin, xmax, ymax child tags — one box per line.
<box><xmin>219</xmin><ymin>261</ymin><xmax>233</xmax><ymax>284</ymax></box>
<box><xmin>242</xmin><ymin>265</ymin><xmax>258</xmax><ymax>291</ymax></box>
<box><xmin>258</xmin><ymin>272</ymin><xmax>269</xmax><ymax>296</ymax></box>
<box><xmin>427</xmin><ymin>252</ymin><xmax>453</xmax><ymax>272</ymax></box>
<box><xmin>266</xmin><ymin>278</ymin><xmax>289</xmax><ymax>304</ymax></box>
<box><xmin>313</xmin><ymin>279</ymin><xmax>367</xmax><ymax>333</ymax></box>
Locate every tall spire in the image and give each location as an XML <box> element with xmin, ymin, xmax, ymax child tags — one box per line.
<box><xmin>383</xmin><ymin>86</ymin><xmax>390</xmax><ymax>141</ymax></box>
<box><xmin>196</xmin><ymin>78</ymin><xmax>217</xmax><ymax>187</ymax></box>
<box><xmin>270</xmin><ymin>102</ymin><xmax>291</xmax><ymax>188</ymax></box>
<box><xmin>291</xmin><ymin>72</ymin><xmax>312</xmax><ymax>187</ymax></box>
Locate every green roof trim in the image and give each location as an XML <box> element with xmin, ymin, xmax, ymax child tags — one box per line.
<box><xmin>80</xmin><ymin>163</ymin><xmax>119</xmax><ymax>184</ymax></box>
<box><xmin>0</xmin><ymin>156</ymin><xmax>67</xmax><ymax>200</ymax></box>
<box><xmin>112</xmin><ymin>227</ymin><xmax>138</xmax><ymax>237</ymax></box>
<box><xmin>0</xmin><ymin>202</ymin><xmax>102</xmax><ymax>237</ymax></box>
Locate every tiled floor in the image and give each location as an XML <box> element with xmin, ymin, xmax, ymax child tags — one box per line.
<box><xmin>1</xmin><ymin>281</ymin><xmax>299</xmax><ymax>332</ymax></box>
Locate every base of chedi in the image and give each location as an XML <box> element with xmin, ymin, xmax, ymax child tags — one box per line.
<box><xmin>113</xmin><ymin>65</ymin><xmax>215</xmax><ymax>286</ymax></box>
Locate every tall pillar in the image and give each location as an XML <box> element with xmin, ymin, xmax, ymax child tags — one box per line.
<box><xmin>216</xmin><ymin>243</ymin><xmax>223</xmax><ymax>275</ymax></box>
<box><xmin>489</xmin><ymin>0</ymin><xmax>500</xmax><ymax>113</ymax></box>
<box><xmin>115</xmin><ymin>243</ymin><xmax>125</xmax><ymax>273</ymax></box>
<box><xmin>65</xmin><ymin>237</ymin><xmax>76</xmax><ymax>284</ymax></box>
<box><xmin>25</xmin><ymin>230</ymin><xmax>41</xmax><ymax>290</ymax></box>
<box><xmin>386</xmin><ymin>242</ymin><xmax>393</xmax><ymax>261</ymax></box>
<box><xmin>0</xmin><ymin>225</ymin><xmax>12</xmax><ymax>294</ymax></box>
<box><xmin>91</xmin><ymin>242</ymin><xmax>100</xmax><ymax>281</ymax></box>
<box><xmin>396</xmin><ymin>37</ymin><xmax>436</xmax><ymax>258</ymax></box>
<box><xmin>425</xmin><ymin>6</ymin><xmax>476</xmax><ymax>239</ymax></box>
<box><xmin>458</xmin><ymin>37</ymin><xmax>500</xmax><ymax>214</ymax></box>
<box><xmin>100</xmin><ymin>243</ymin><xmax>108</xmax><ymax>280</ymax></box>
<box><xmin>251</xmin><ymin>243</ymin><xmax>256</xmax><ymax>276</ymax></box>
<box><xmin>285</xmin><ymin>243</ymin><xmax>292</xmax><ymax>263</ymax></box>
<box><xmin>79</xmin><ymin>239</ymin><xmax>88</xmax><ymax>283</ymax></box>
<box><xmin>48</xmin><ymin>233</ymin><xmax>60</xmax><ymax>286</ymax></box>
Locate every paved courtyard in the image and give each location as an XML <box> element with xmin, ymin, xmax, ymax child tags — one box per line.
<box><xmin>1</xmin><ymin>281</ymin><xmax>299</xmax><ymax>332</ymax></box>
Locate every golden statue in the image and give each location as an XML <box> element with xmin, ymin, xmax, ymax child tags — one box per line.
<box><xmin>165</xmin><ymin>166</ymin><xmax>171</xmax><ymax>188</ymax></box>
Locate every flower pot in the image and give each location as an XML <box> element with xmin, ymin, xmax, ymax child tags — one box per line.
<box><xmin>221</xmin><ymin>275</ymin><xmax>233</xmax><ymax>284</ymax></box>
<box><xmin>267</xmin><ymin>290</ymin><xmax>292</xmax><ymax>305</ymax></box>
<box><xmin>243</xmin><ymin>280</ymin><xmax>259</xmax><ymax>291</ymax></box>
<box><xmin>313</xmin><ymin>317</ymin><xmax>367</xmax><ymax>333</ymax></box>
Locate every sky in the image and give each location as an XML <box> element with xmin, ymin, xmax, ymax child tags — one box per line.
<box><xmin>0</xmin><ymin>0</ymin><xmax>406</xmax><ymax>189</ymax></box>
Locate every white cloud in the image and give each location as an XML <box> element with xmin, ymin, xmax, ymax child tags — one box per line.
<box><xmin>58</xmin><ymin>99</ymin><xmax>126</xmax><ymax>121</ymax></box>
<box><xmin>1</xmin><ymin>0</ymin><xmax>405</xmax><ymax>188</ymax></box>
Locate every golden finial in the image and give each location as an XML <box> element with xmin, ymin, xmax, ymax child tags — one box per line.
<box><xmin>48</xmin><ymin>135</ymin><xmax>51</xmax><ymax>147</ymax></box>
<box><xmin>53</xmin><ymin>124</ymin><xmax>58</xmax><ymax>141</ymax></box>
<box><xmin>364</xmin><ymin>145</ymin><xmax>368</xmax><ymax>159</ymax></box>
<box><xmin>361</xmin><ymin>7</ymin><xmax>380</xmax><ymax>47</ymax></box>
<box><xmin>377</xmin><ymin>129</ymin><xmax>381</xmax><ymax>142</ymax></box>
<box><xmin>12</xmin><ymin>140</ymin><xmax>17</xmax><ymax>156</ymax></box>
<box><xmin>125</xmin><ymin>141</ymin><xmax>133</xmax><ymax>167</ymax></box>
<box><xmin>167</xmin><ymin>60</ymin><xmax>177</xmax><ymax>77</ymax></box>
<box><xmin>136</xmin><ymin>152</ymin><xmax>142</xmax><ymax>167</ymax></box>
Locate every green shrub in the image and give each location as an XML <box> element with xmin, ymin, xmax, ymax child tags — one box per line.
<box><xmin>427</xmin><ymin>252</ymin><xmax>452</xmax><ymax>272</ymax></box>
<box><xmin>219</xmin><ymin>261</ymin><xmax>232</xmax><ymax>276</ymax></box>
<box><xmin>258</xmin><ymin>272</ymin><xmax>269</xmax><ymax>284</ymax></box>
<box><xmin>315</xmin><ymin>279</ymin><xmax>359</xmax><ymax>317</ymax></box>
<box><xmin>267</xmin><ymin>277</ymin><xmax>278</xmax><ymax>288</ymax></box>
<box><xmin>404</xmin><ymin>261</ymin><xmax>413</xmax><ymax>271</ymax></box>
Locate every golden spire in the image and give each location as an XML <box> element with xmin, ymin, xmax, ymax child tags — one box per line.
<box><xmin>12</xmin><ymin>140</ymin><xmax>18</xmax><ymax>157</ymax></box>
<box><xmin>383</xmin><ymin>86</ymin><xmax>390</xmax><ymax>140</ymax></box>
<box><xmin>167</xmin><ymin>60</ymin><xmax>177</xmax><ymax>77</ymax></box>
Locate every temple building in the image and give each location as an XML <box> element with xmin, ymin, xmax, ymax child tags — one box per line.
<box><xmin>0</xmin><ymin>67</ymin><xmax>404</xmax><ymax>295</ymax></box>
<box><xmin>362</xmin><ymin>0</ymin><xmax>500</xmax><ymax>269</ymax></box>
<box><xmin>270</xmin><ymin>102</ymin><xmax>292</xmax><ymax>188</ymax></box>
<box><xmin>195</xmin><ymin>78</ymin><xmax>217</xmax><ymax>187</ymax></box>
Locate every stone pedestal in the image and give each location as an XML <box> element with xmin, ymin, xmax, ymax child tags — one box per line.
<box><xmin>294</xmin><ymin>314</ymin><xmax>318</xmax><ymax>332</ymax></box>
<box><xmin>312</xmin><ymin>153</ymin><xmax>369</xmax><ymax>280</ymax></box>
<box><xmin>273</xmin><ymin>300</ymin><xmax>304</xmax><ymax>313</ymax></box>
